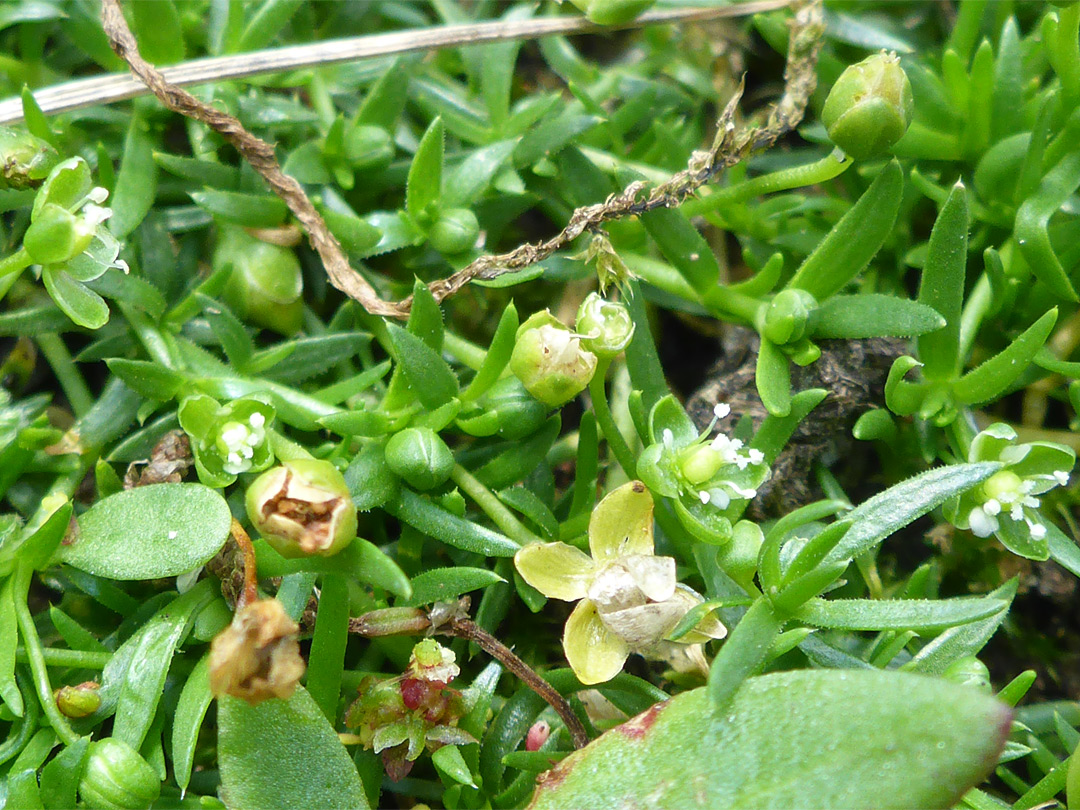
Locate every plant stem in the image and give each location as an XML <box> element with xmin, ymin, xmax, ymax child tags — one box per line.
<box><xmin>450</xmin><ymin>465</ymin><xmax>538</xmax><ymax>546</ymax></box>
<box><xmin>12</xmin><ymin>563</ymin><xmax>81</xmax><ymax>745</ymax></box>
<box><xmin>439</xmin><ymin>617</ymin><xmax>590</xmax><ymax>750</ymax></box>
<box><xmin>15</xmin><ymin>648</ymin><xmax>112</xmax><ymax>670</ymax></box>
<box><xmin>0</xmin><ymin>671</ymin><xmax>39</xmax><ymax>765</ymax></box>
<box><xmin>36</xmin><ymin>333</ymin><xmax>93</xmax><ymax>417</ymax></box>
<box><xmin>230</xmin><ymin>519</ymin><xmax>259</xmax><ymax>608</ymax></box>
<box><xmin>683</xmin><ymin>149</ymin><xmax>853</xmax><ymax>217</ymax></box>
<box><xmin>588</xmin><ymin>359</ymin><xmax>637</xmax><ymax>479</ymax></box>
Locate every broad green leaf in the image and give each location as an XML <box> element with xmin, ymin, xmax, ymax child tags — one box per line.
<box><xmin>640</xmin><ymin>207</ymin><xmax>720</xmax><ymax>295</ymax></box>
<box><xmin>256</xmin><ymin>333</ymin><xmax>373</xmax><ymax>384</ymax></box>
<box><xmin>237</xmin><ymin>0</ymin><xmax>305</xmax><ymax>51</ymax></box>
<box><xmin>917</xmin><ymin>182</ymin><xmax>968</xmax><ymax>380</ymax></box>
<box><xmin>41</xmin><ymin>267</ymin><xmax>109</xmax><ymax>330</ymax></box>
<box><xmin>254</xmin><ymin>537</ymin><xmax>410</xmax><ymax>599</ymax></box>
<box><xmin>219</xmin><ymin>686</ymin><xmax>370</xmax><ymax>810</ymax></box>
<box><xmin>190</xmin><ymin>188</ymin><xmax>288</xmax><ymax>228</ymax></box>
<box><xmin>387</xmin><ymin>490</ymin><xmax>520</xmax><ymax>557</ymax></box>
<box><xmin>809</xmin><ymin>294</ymin><xmax>945</xmax><ymax>339</ymax></box>
<box><xmin>62</xmin><ymin>484</ymin><xmax>231</xmax><ymax>580</ymax></box>
<box><xmin>787</xmin><ymin>161</ymin><xmax>903</xmax><ymax>300</ymax></box>
<box><xmin>406</xmin><ymin>116</ymin><xmax>444</xmax><ymax>223</ymax></box>
<box><xmin>99</xmin><ymin>580</ymin><xmax>215</xmax><ymax>749</ymax></box>
<box><xmin>530</xmin><ymin>669</ymin><xmax>1011</xmax><ymax>810</ymax></box>
<box><xmin>110</xmin><ymin>114</ymin><xmax>158</xmax><ymax>239</ymax></box>
<box><xmin>345</xmin><ymin>440</ymin><xmax>400</xmax><ymax>513</ymax></box>
<box><xmin>153</xmin><ymin>152</ymin><xmax>240</xmax><ymax>188</ymax></box>
<box><xmin>172</xmin><ymin>653</ymin><xmax>212</xmax><ymax>795</ymax></box>
<box><xmin>321</xmin><ymin>205</ymin><xmax>382</xmax><ymax>255</ymax></box>
<box><xmin>85</xmin><ymin>268</ymin><xmax>166</xmax><ymax>319</ymax></box>
<box><xmin>904</xmin><ymin>579</ymin><xmax>1017</xmax><ymax>676</ymax></box>
<box><xmin>823</xmin><ymin>463</ymin><xmax>1001</xmax><ymax>566</ymax></box>
<box><xmin>355</xmin><ymin>58</ymin><xmax>410</xmax><ymax>131</ymax></box>
<box><xmin>953</xmin><ymin>309</ymin><xmax>1058</xmax><ymax>406</ymax></box>
<box><xmin>386</xmin><ymin>322</ymin><xmax>459</xmax><ymax>409</ymax></box>
<box><xmin>647</xmin><ymin>394</ymin><xmax>698</xmax><ymax>446</ymax></box>
<box><xmin>476</xmin><ymin>415</ymin><xmax>560</xmax><ymax>490</ymax></box>
<box><xmin>795</xmin><ymin>595</ymin><xmax>1007</xmax><ymax>631</ymax></box>
<box><xmin>405</xmin><ymin>566</ymin><xmax>505</xmax><ymax>607</ymax></box>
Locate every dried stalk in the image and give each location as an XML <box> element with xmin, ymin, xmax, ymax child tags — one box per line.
<box><xmin>101</xmin><ymin>0</ymin><xmax>823</xmax><ymax>318</ymax></box>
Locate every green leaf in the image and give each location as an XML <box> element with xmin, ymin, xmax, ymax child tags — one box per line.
<box><xmin>154</xmin><ymin>152</ymin><xmax>240</xmax><ymax>188</ymax></box>
<box><xmin>386</xmin><ymin>322</ymin><xmax>459</xmax><ymax>409</ymax></box>
<box><xmin>1015</xmin><ymin>152</ymin><xmax>1080</xmax><ymax>302</ymax></box>
<box><xmin>85</xmin><ymin>268</ymin><xmax>166</xmax><ymax>319</ymax></box>
<box><xmin>255</xmin><ymin>333</ymin><xmax>372</xmax><ymax>384</ymax></box>
<box><xmin>755</xmin><ymin>337</ymin><xmax>791</xmax><ymax>417</ymax></box>
<box><xmin>101</xmin><ymin>580</ymin><xmax>215</xmax><ymax>750</ymax></box>
<box><xmin>433</xmin><ymin>745</ymin><xmax>478</xmax><ymax>787</ymax></box>
<box><xmin>219</xmin><ymin>685</ymin><xmax>370</xmax><ymax>810</ymax></box>
<box><xmin>407</xmin><ymin>277</ymin><xmax>444</xmax><ymax>351</ymax></box>
<box><xmin>254</xmin><ymin>537</ymin><xmax>411</xmax><ymax>599</ymax></box>
<box><xmin>387</xmin><ymin>490</ymin><xmax>520</xmax><ymax>557</ymax></box>
<box><xmin>1047</xmin><ymin>520</ymin><xmax>1080</xmax><ymax>580</ymax></box>
<box><xmin>640</xmin><ymin>207</ymin><xmax>720</xmax><ymax>295</ymax></box>
<box><xmin>131</xmin><ymin>0</ymin><xmax>184</xmax><ymax>63</ymax></box>
<box><xmin>406</xmin><ymin>116</ymin><xmax>444</xmax><ymax>223</ymax></box>
<box><xmin>405</xmin><ymin>566</ymin><xmax>505</xmax><ymax>607</ymax></box>
<box><xmin>190</xmin><ymin>188</ymin><xmax>288</xmax><ymax>228</ymax></box>
<box><xmin>749</xmin><ymin>388</ymin><xmax>827</xmax><ymax>466</ymax></box>
<box><xmin>472</xmin><ymin>267</ymin><xmax>545</xmax><ymax>288</ymax></box>
<box><xmin>321</xmin><ymin>205</ymin><xmax>382</xmax><ymax>255</ymax></box>
<box><xmin>795</xmin><ymin>595</ymin><xmax>1007</xmax><ymax>631</ymax></box>
<box><xmin>462</xmin><ymin>302</ymin><xmax>518</xmax><ymax>401</ymax></box>
<box><xmin>904</xmin><ymin>579</ymin><xmax>1017</xmax><ymax>676</ymax></box>
<box><xmin>809</xmin><ymin>294</ymin><xmax>945</xmax><ymax>339</ymax></box>
<box><xmin>110</xmin><ymin>115</ymin><xmax>158</xmax><ymax>240</ymax></box>
<box><xmin>307</xmin><ymin>574</ymin><xmax>350</xmax><ymax>722</ymax></box>
<box><xmin>41</xmin><ymin>266</ymin><xmax>109</xmax><ymax>330</ymax></box>
<box><xmin>916</xmin><ymin>182</ymin><xmax>968</xmax><ymax>380</ymax></box>
<box><xmin>823</xmin><ymin>463</ymin><xmax>1001</xmax><ymax>566</ymax></box>
<box><xmin>0</xmin><ymin>576</ymin><xmax>21</xmax><ymax>716</ymax></box>
<box><xmin>345</xmin><ymin>440</ymin><xmax>400</xmax><ymax>512</ymax></box>
<box><xmin>39</xmin><ymin>735</ymin><xmax>89</xmax><ymax>810</ymax></box>
<box><xmin>198</xmin><ymin>294</ymin><xmax>254</xmax><ymax>370</ymax></box>
<box><xmin>62</xmin><ymin>484</ymin><xmax>231</xmax><ymax>579</ymax></box>
<box><xmin>172</xmin><ymin>653</ymin><xmax>212</xmax><ymax>796</ymax></box>
<box><xmin>953</xmin><ymin>309</ymin><xmax>1058</xmax><ymax>406</ymax></box>
<box><xmin>237</xmin><ymin>0</ymin><xmax>305</xmax><ymax>51</ymax></box>
<box><xmin>530</xmin><ymin>670</ymin><xmax>1011</xmax><ymax>810</ymax></box>
<box><xmin>707</xmin><ymin>597</ymin><xmax>782</xmax><ymax>709</ymax></box>
<box><xmin>787</xmin><ymin>161</ymin><xmax>903</xmax><ymax>300</ymax></box>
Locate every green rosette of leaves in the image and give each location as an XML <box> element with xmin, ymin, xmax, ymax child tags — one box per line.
<box><xmin>178</xmin><ymin>394</ymin><xmax>276</xmax><ymax>487</ymax></box>
<box><xmin>944</xmin><ymin>422</ymin><xmax>1075</xmax><ymax>560</ymax></box>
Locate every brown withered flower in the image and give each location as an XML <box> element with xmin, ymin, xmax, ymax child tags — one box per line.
<box><xmin>209</xmin><ymin>598</ymin><xmax>305</xmax><ymax>705</ymax></box>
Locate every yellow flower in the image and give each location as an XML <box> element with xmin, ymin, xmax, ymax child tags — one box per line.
<box><xmin>514</xmin><ymin>481</ymin><xmax>725</xmax><ymax>684</ymax></box>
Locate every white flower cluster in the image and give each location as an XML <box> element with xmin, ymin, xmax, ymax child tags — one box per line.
<box><xmin>670</xmin><ymin>403</ymin><xmax>766</xmax><ymax>510</ymax></box>
<box><xmin>217</xmin><ymin>412</ymin><xmax>268</xmax><ymax>475</ymax></box>
<box><xmin>968</xmin><ymin>469</ymin><xmax>1068</xmax><ymax>540</ymax></box>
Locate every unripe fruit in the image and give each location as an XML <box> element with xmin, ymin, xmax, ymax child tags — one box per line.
<box><xmin>0</xmin><ymin>126</ymin><xmax>59</xmax><ymax>190</ymax></box>
<box><xmin>78</xmin><ymin>738</ymin><xmax>161</xmax><ymax>810</ymax></box>
<box><xmin>384</xmin><ymin>427</ymin><xmax>455</xmax><ymax>491</ymax></box>
<box><xmin>942</xmin><ymin>656</ymin><xmax>992</xmax><ymax>692</ymax></box>
<box><xmin>822</xmin><ymin>52</ymin><xmax>914</xmax><ymax>160</ymax></box>
<box><xmin>510</xmin><ymin>311</ymin><xmax>598</xmax><ymax>407</ymax></box>
<box><xmin>576</xmin><ymin>293</ymin><xmax>635</xmax><ymax>359</ymax></box>
<box><xmin>429</xmin><ymin>208</ymin><xmax>480</xmax><ymax>255</ymax></box>
<box><xmin>761</xmin><ymin>289</ymin><xmax>816</xmax><ymax>346</ymax></box>
<box><xmin>214</xmin><ymin>226</ymin><xmax>304</xmax><ymax>335</ymax></box>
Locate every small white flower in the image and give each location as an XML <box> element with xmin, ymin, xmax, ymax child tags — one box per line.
<box><xmin>748</xmin><ymin>449</ymin><xmax>765</xmax><ymax>465</ymax></box>
<box><xmin>81</xmin><ymin>203</ymin><xmax>112</xmax><ymax>227</ymax></box>
<box><xmin>982</xmin><ymin>499</ymin><xmax>1001</xmax><ymax>516</ymax></box>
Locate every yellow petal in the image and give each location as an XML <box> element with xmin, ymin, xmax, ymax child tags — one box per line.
<box><xmin>589</xmin><ymin>480</ymin><xmax>654</xmax><ymax>563</ymax></box>
<box><xmin>564</xmin><ymin>599</ymin><xmax>630</xmax><ymax>685</ymax></box>
<box><xmin>514</xmin><ymin>542</ymin><xmax>596</xmax><ymax>601</ymax></box>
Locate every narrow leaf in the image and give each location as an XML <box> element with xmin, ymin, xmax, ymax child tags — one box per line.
<box><xmin>809</xmin><ymin>294</ymin><xmax>945</xmax><ymax>339</ymax></box>
<box><xmin>796</xmin><ymin>595</ymin><xmax>1007</xmax><ymax>631</ymax></box>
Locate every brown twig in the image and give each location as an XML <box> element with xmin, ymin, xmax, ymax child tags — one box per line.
<box><xmin>437</xmin><ymin>617</ymin><xmax>590</xmax><ymax>750</ymax></box>
<box><xmin>100</xmin><ymin>0</ymin><xmax>822</xmax><ymax>320</ymax></box>
<box><xmin>229</xmin><ymin>518</ymin><xmax>259</xmax><ymax>609</ymax></box>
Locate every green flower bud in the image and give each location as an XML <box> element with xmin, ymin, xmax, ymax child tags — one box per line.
<box><xmin>214</xmin><ymin>226</ymin><xmax>304</xmax><ymax>336</ymax></box>
<box><xmin>54</xmin><ymin>681</ymin><xmax>101</xmax><ymax>718</ymax></box>
<box><xmin>568</xmin><ymin>0</ymin><xmax>657</xmax><ymax>25</ymax></box>
<box><xmin>79</xmin><ymin>738</ymin><xmax>161</xmax><ymax>810</ymax></box>
<box><xmin>575</xmin><ymin>292</ymin><xmax>635</xmax><ymax>359</ymax></box>
<box><xmin>246</xmin><ymin>459</ymin><xmax>357</xmax><ymax>557</ymax></box>
<box><xmin>0</xmin><ymin>126</ymin><xmax>59</xmax><ymax>190</ymax></box>
<box><xmin>761</xmin><ymin>289</ymin><xmax>816</xmax><ymax>346</ymax></box>
<box><xmin>510</xmin><ymin>311</ymin><xmax>598</xmax><ymax>407</ymax></box>
<box><xmin>24</xmin><ymin>203</ymin><xmax>89</xmax><ymax>264</ymax></box>
<box><xmin>346</xmin><ymin>124</ymin><xmax>394</xmax><ymax>172</ymax></box>
<box><xmin>942</xmin><ymin>656</ymin><xmax>992</xmax><ymax>692</ymax></box>
<box><xmin>178</xmin><ymin>394</ymin><xmax>275</xmax><ymax>487</ymax></box>
<box><xmin>822</xmin><ymin>52</ymin><xmax>914</xmax><ymax>160</ymax></box>
<box><xmin>384</xmin><ymin>427</ymin><xmax>455</xmax><ymax>490</ymax></box>
<box><xmin>428</xmin><ymin>208</ymin><xmax>480</xmax><ymax>255</ymax></box>
<box><xmin>716</xmin><ymin>521</ymin><xmax>763</xmax><ymax>588</ymax></box>
<box><xmin>458</xmin><ymin>376</ymin><xmax>549</xmax><ymax>439</ymax></box>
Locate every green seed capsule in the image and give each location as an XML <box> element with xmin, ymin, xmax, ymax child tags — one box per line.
<box><xmin>0</xmin><ymin>126</ymin><xmax>59</xmax><ymax>190</ymax></box>
<box><xmin>78</xmin><ymin>738</ymin><xmax>161</xmax><ymax>810</ymax></box>
<box><xmin>214</xmin><ymin>226</ymin><xmax>304</xmax><ymax>335</ymax></box>
<box><xmin>942</xmin><ymin>657</ymin><xmax>992</xmax><ymax>692</ymax></box>
<box><xmin>510</xmin><ymin>311</ymin><xmax>598</xmax><ymax>407</ymax></box>
<box><xmin>246</xmin><ymin>459</ymin><xmax>357</xmax><ymax>558</ymax></box>
<box><xmin>822</xmin><ymin>52</ymin><xmax>914</xmax><ymax>160</ymax></box>
<box><xmin>575</xmin><ymin>293</ymin><xmax>635</xmax><ymax>359</ymax></box>
<box><xmin>23</xmin><ymin>203</ymin><xmax>88</xmax><ymax>265</ymax></box>
<box><xmin>761</xmin><ymin>289</ymin><xmax>816</xmax><ymax>346</ymax></box>
<box><xmin>568</xmin><ymin>0</ymin><xmax>657</xmax><ymax>25</ymax></box>
<box><xmin>717</xmin><ymin>521</ymin><xmax>764</xmax><ymax>589</ymax></box>
<box><xmin>346</xmin><ymin>124</ymin><xmax>394</xmax><ymax>172</ymax></box>
<box><xmin>54</xmin><ymin>681</ymin><xmax>101</xmax><ymax>718</ymax></box>
<box><xmin>384</xmin><ymin>427</ymin><xmax>455</xmax><ymax>491</ymax></box>
<box><xmin>429</xmin><ymin>208</ymin><xmax>480</xmax><ymax>255</ymax></box>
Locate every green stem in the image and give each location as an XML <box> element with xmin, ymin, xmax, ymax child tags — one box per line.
<box><xmin>703</xmin><ymin>286</ymin><xmax>765</xmax><ymax>324</ymax></box>
<box><xmin>36</xmin><ymin>333</ymin><xmax>93</xmax><ymax>417</ymax></box>
<box><xmin>683</xmin><ymin>149</ymin><xmax>853</xmax><ymax>217</ymax></box>
<box><xmin>450</xmin><ymin>464</ymin><xmax>540</xmax><ymax>546</ymax></box>
<box><xmin>12</xmin><ymin>564</ymin><xmax>81</xmax><ymax>745</ymax></box>
<box><xmin>0</xmin><ymin>247</ymin><xmax>32</xmax><ymax>278</ymax></box>
<box><xmin>588</xmin><ymin>359</ymin><xmax>637</xmax><ymax>479</ymax></box>
<box><xmin>957</xmin><ymin>273</ymin><xmax>991</xmax><ymax>365</ymax></box>
<box><xmin>15</xmin><ymin>647</ymin><xmax>111</xmax><ymax>670</ymax></box>
<box><xmin>442</xmin><ymin>331</ymin><xmax>486</xmax><ymax>372</ymax></box>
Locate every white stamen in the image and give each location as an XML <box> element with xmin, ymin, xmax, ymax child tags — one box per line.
<box><xmin>698</xmin><ymin>491</ymin><xmax>710</xmax><ymax>504</ymax></box>
<box><xmin>1028</xmin><ymin>521</ymin><xmax>1047</xmax><ymax>540</ymax></box>
<box><xmin>748</xmin><ymin>449</ymin><xmax>765</xmax><ymax>465</ymax></box>
<box><xmin>968</xmin><ymin>506</ymin><xmax>997</xmax><ymax>538</ymax></box>
<box><xmin>982</xmin><ymin>499</ymin><xmax>1001</xmax><ymax>516</ymax></box>
<box><xmin>167</xmin><ymin>530</ymin><xmax>178</xmax><ymax>540</ymax></box>
<box><xmin>87</xmin><ymin>186</ymin><xmax>109</xmax><ymax>204</ymax></box>
<box><xmin>1054</xmin><ymin>470</ymin><xmax>1070</xmax><ymax>486</ymax></box>
<box><xmin>713</xmin><ymin>403</ymin><xmax>731</xmax><ymax>419</ymax></box>
<box><xmin>249</xmin><ymin>412</ymin><xmax>266</xmax><ymax>429</ymax></box>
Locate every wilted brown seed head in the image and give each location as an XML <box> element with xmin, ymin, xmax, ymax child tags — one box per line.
<box><xmin>209</xmin><ymin>598</ymin><xmax>305</xmax><ymax>705</ymax></box>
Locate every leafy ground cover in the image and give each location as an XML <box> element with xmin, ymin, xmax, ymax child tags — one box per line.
<box><xmin>2</xmin><ymin>0</ymin><xmax>1080</xmax><ymax>808</ymax></box>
